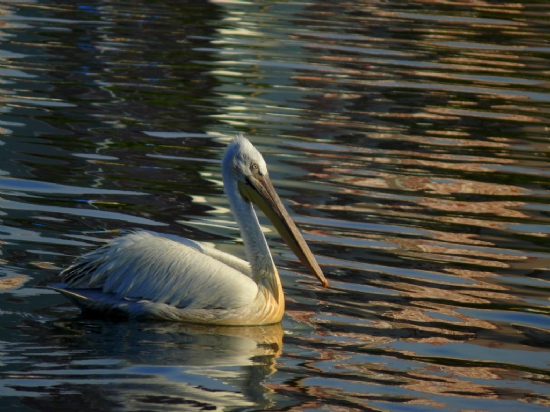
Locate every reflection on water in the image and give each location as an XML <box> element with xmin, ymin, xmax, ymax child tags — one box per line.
<box><xmin>0</xmin><ymin>0</ymin><xmax>550</xmax><ymax>411</ymax></box>
<box><xmin>2</xmin><ymin>319</ymin><xmax>283</xmax><ymax>411</ymax></box>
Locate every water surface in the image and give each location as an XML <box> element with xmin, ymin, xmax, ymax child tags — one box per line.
<box><xmin>1</xmin><ymin>1</ymin><xmax>550</xmax><ymax>411</ymax></box>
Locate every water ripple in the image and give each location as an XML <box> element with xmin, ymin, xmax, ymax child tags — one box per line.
<box><xmin>0</xmin><ymin>1</ymin><xmax>549</xmax><ymax>411</ymax></box>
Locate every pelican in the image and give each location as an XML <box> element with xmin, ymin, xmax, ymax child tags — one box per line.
<box><xmin>52</xmin><ymin>134</ymin><xmax>328</xmax><ymax>325</ymax></box>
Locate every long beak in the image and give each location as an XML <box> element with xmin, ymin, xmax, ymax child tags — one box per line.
<box><xmin>238</xmin><ymin>175</ymin><xmax>328</xmax><ymax>288</ymax></box>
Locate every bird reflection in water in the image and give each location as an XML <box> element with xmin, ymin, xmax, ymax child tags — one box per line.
<box><xmin>18</xmin><ymin>320</ymin><xmax>284</xmax><ymax>411</ymax></box>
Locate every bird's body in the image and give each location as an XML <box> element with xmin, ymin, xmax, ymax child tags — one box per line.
<box><xmin>54</xmin><ymin>134</ymin><xmax>327</xmax><ymax>325</ymax></box>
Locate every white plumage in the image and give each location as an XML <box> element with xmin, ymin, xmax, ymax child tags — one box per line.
<box><xmin>53</xmin><ymin>134</ymin><xmax>327</xmax><ymax>325</ymax></box>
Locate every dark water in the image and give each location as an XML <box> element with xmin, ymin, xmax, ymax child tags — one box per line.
<box><xmin>1</xmin><ymin>0</ymin><xmax>550</xmax><ymax>411</ymax></box>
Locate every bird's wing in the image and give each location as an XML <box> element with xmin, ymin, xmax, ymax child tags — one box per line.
<box><xmin>158</xmin><ymin>232</ymin><xmax>253</xmax><ymax>278</ymax></box>
<box><xmin>62</xmin><ymin>231</ymin><xmax>258</xmax><ymax>310</ymax></box>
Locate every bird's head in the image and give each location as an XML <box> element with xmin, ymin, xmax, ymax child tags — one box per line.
<box><xmin>223</xmin><ymin>133</ymin><xmax>268</xmax><ymax>183</ymax></box>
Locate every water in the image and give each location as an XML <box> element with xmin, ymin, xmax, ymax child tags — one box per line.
<box><xmin>1</xmin><ymin>0</ymin><xmax>549</xmax><ymax>410</ymax></box>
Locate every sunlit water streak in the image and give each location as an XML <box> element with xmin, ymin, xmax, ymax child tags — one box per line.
<box><xmin>0</xmin><ymin>0</ymin><xmax>549</xmax><ymax>411</ymax></box>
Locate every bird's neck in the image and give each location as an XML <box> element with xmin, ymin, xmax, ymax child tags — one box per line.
<box><xmin>225</xmin><ymin>179</ymin><xmax>282</xmax><ymax>300</ymax></box>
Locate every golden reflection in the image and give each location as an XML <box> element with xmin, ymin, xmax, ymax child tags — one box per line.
<box><xmin>314</xmin><ymin>148</ymin><xmax>535</xmax><ymax>224</ymax></box>
<box><xmin>424</xmin><ymin>232</ymin><xmax>492</xmax><ymax>246</ymax></box>
<box><xmin>176</xmin><ymin>322</ymin><xmax>284</xmax><ymax>359</ymax></box>
<box><xmin>0</xmin><ymin>275</ymin><xmax>27</xmax><ymax>290</ymax></box>
<box><xmin>419</xmin><ymin>199</ymin><xmax>527</xmax><ymax>219</ymax></box>
<box><xmin>427</xmin><ymin>107</ymin><xmax>544</xmax><ymax>123</ymax></box>
<box><xmin>396</xmin><ymin>282</ymin><xmax>505</xmax><ymax>305</ymax></box>
<box><xmin>392</xmin><ymin>236</ymin><xmax>525</xmax><ymax>268</ymax></box>
<box><xmin>30</xmin><ymin>261</ymin><xmax>60</xmax><ymax>270</ymax></box>
<box><xmin>404</xmin><ymin>375</ymin><xmax>497</xmax><ymax>399</ymax></box>
<box><xmin>386</xmin><ymin>303</ymin><xmax>497</xmax><ymax>340</ymax></box>
<box><xmin>390</xmin><ymin>175</ymin><xmax>526</xmax><ymax>194</ymax></box>
<box><xmin>444</xmin><ymin>268</ymin><xmax>497</xmax><ymax>278</ymax></box>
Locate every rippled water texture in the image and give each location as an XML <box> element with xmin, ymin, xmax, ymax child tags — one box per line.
<box><xmin>1</xmin><ymin>1</ymin><xmax>550</xmax><ymax>411</ymax></box>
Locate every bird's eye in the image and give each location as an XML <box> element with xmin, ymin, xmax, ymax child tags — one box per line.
<box><xmin>250</xmin><ymin>163</ymin><xmax>259</xmax><ymax>171</ymax></box>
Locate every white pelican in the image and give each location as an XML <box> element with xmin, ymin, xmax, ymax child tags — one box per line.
<box><xmin>53</xmin><ymin>134</ymin><xmax>327</xmax><ymax>325</ymax></box>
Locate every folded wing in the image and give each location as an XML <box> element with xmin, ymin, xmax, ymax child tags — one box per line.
<box><xmin>62</xmin><ymin>231</ymin><xmax>258</xmax><ymax>310</ymax></box>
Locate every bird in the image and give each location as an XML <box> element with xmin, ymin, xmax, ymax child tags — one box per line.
<box><xmin>52</xmin><ymin>133</ymin><xmax>328</xmax><ymax>325</ymax></box>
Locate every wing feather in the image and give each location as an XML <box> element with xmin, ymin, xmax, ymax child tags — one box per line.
<box><xmin>62</xmin><ymin>231</ymin><xmax>258</xmax><ymax>310</ymax></box>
